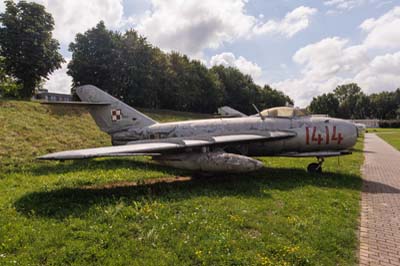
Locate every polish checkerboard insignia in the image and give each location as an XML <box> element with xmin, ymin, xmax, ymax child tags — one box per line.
<box><xmin>111</xmin><ymin>109</ymin><xmax>122</xmax><ymax>122</ymax></box>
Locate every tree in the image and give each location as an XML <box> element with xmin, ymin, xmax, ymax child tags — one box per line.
<box><xmin>369</xmin><ymin>89</ymin><xmax>400</xmax><ymax>119</ymax></box>
<box><xmin>0</xmin><ymin>0</ymin><xmax>64</xmax><ymax>98</ymax></box>
<box><xmin>308</xmin><ymin>93</ymin><xmax>339</xmax><ymax>117</ymax></box>
<box><xmin>68</xmin><ymin>23</ymin><xmax>168</xmax><ymax>109</ymax></box>
<box><xmin>68</xmin><ymin>21</ymin><xmax>121</xmax><ymax>94</ymax></box>
<box><xmin>0</xmin><ymin>56</ymin><xmax>21</xmax><ymax>97</ymax></box>
<box><xmin>163</xmin><ymin>52</ymin><xmax>223</xmax><ymax>112</ymax></box>
<box><xmin>119</xmin><ymin>29</ymin><xmax>164</xmax><ymax>108</ymax></box>
<box><xmin>333</xmin><ymin>83</ymin><xmax>368</xmax><ymax>119</ymax></box>
<box><xmin>211</xmin><ymin>65</ymin><xmax>293</xmax><ymax>114</ymax></box>
<box><xmin>211</xmin><ymin>65</ymin><xmax>257</xmax><ymax>114</ymax></box>
<box><xmin>260</xmin><ymin>85</ymin><xmax>293</xmax><ymax>109</ymax></box>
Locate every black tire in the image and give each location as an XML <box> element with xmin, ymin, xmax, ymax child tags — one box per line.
<box><xmin>307</xmin><ymin>163</ymin><xmax>322</xmax><ymax>173</ymax></box>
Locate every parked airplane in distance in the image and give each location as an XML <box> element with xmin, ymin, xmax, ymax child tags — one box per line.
<box><xmin>39</xmin><ymin>85</ymin><xmax>358</xmax><ymax>173</ymax></box>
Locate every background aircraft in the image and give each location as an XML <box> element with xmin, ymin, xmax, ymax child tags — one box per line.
<box><xmin>39</xmin><ymin>85</ymin><xmax>358</xmax><ymax>173</ymax></box>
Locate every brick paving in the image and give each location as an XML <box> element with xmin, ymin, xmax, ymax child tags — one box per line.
<box><xmin>360</xmin><ymin>133</ymin><xmax>400</xmax><ymax>265</ymax></box>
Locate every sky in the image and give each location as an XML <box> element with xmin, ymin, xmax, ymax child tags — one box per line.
<box><xmin>1</xmin><ymin>0</ymin><xmax>400</xmax><ymax>107</ymax></box>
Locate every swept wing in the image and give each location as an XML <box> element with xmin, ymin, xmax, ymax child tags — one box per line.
<box><xmin>38</xmin><ymin>131</ymin><xmax>295</xmax><ymax>160</ymax></box>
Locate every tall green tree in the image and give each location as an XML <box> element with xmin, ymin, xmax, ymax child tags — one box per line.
<box><xmin>164</xmin><ymin>52</ymin><xmax>223</xmax><ymax>112</ymax></box>
<box><xmin>68</xmin><ymin>23</ymin><xmax>169</xmax><ymax>109</ymax></box>
<box><xmin>308</xmin><ymin>93</ymin><xmax>339</xmax><ymax>117</ymax></box>
<box><xmin>211</xmin><ymin>65</ymin><xmax>292</xmax><ymax>114</ymax></box>
<box><xmin>333</xmin><ymin>83</ymin><xmax>368</xmax><ymax>119</ymax></box>
<box><xmin>68</xmin><ymin>21</ymin><xmax>121</xmax><ymax>95</ymax></box>
<box><xmin>119</xmin><ymin>29</ymin><xmax>164</xmax><ymax>108</ymax></box>
<box><xmin>211</xmin><ymin>65</ymin><xmax>257</xmax><ymax>114</ymax></box>
<box><xmin>0</xmin><ymin>56</ymin><xmax>21</xmax><ymax>97</ymax></box>
<box><xmin>260</xmin><ymin>85</ymin><xmax>293</xmax><ymax>108</ymax></box>
<box><xmin>369</xmin><ymin>89</ymin><xmax>400</xmax><ymax>119</ymax></box>
<box><xmin>0</xmin><ymin>0</ymin><xmax>64</xmax><ymax>98</ymax></box>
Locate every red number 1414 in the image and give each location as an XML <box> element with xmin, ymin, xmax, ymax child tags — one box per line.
<box><xmin>306</xmin><ymin>126</ymin><xmax>343</xmax><ymax>145</ymax></box>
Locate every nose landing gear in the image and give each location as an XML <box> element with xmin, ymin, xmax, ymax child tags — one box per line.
<box><xmin>307</xmin><ymin>157</ymin><xmax>324</xmax><ymax>173</ymax></box>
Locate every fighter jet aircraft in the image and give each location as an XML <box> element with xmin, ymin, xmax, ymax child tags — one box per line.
<box><xmin>39</xmin><ymin>85</ymin><xmax>358</xmax><ymax>173</ymax></box>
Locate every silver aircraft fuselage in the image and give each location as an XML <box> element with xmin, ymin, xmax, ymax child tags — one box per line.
<box><xmin>112</xmin><ymin>116</ymin><xmax>358</xmax><ymax>156</ymax></box>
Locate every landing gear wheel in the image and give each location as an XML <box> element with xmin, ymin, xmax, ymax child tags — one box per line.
<box><xmin>307</xmin><ymin>157</ymin><xmax>324</xmax><ymax>173</ymax></box>
<box><xmin>307</xmin><ymin>163</ymin><xmax>322</xmax><ymax>173</ymax></box>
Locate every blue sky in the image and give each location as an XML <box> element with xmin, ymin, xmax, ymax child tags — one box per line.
<box><xmin>1</xmin><ymin>0</ymin><xmax>399</xmax><ymax>107</ymax></box>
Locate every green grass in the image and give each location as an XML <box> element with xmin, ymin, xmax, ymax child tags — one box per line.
<box><xmin>0</xmin><ymin>100</ymin><xmax>364</xmax><ymax>265</ymax></box>
<box><xmin>369</xmin><ymin>128</ymin><xmax>400</xmax><ymax>150</ymax></box>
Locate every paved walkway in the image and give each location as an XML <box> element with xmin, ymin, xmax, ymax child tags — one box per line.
<box><xmin>360</xmin><ymin>133</ymin><xmax>400</xmax><ymax>265</ymax></box>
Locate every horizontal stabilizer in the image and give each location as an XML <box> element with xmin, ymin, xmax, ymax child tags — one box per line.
<box><xmin>40</xmin><ymin>101</ymin><xmax>111</xmax><ymax>106</ymax></box>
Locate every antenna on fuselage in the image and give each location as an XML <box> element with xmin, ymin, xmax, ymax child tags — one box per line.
<box><xmin>252</xmin><ymin>104</ymin><xmax>265</xmax><ymax>121</ymax></box>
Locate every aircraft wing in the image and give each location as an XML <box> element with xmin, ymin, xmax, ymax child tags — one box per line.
<box><xmin>38</xmin><ymin>131</ymin><xmax>295</xmax><ymax>160</ymax></box>
<box><xmin>277</xmin><ymin>150</ymin><xmax>352</xmax><ymax>158</ymax></box>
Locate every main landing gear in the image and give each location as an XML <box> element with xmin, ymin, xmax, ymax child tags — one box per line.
<box><xmin>307</xmin><ymin>157</ymin><xmax>324</xmax><ymax>173</ymax></box>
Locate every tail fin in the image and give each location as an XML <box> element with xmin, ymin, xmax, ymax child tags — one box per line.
<box><xmin>76</xmin><ymin>85</ymin><xmax>157</xmax><ymax>134</ymax></box>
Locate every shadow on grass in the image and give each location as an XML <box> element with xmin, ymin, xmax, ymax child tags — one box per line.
<box><xmin>25</xmin><ymin>158</ymin><xmax>184</xmax><ymax>176</ymax></box>
<box><xmin>15</xmin><ymin>163</ymin><xmax>366</xmax><ymax>220</ymax></box>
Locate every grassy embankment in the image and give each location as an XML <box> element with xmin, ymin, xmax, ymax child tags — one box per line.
<box><xmin>368</xmin><ymin>128</ymin><xmax>400</xmax><ymax>151</ymax></box>
<box><xmin>0</xmin><ymin>100</ymin><xmax>363</xmax><ymax>265</ymax></box>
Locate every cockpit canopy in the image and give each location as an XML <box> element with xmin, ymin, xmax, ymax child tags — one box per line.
<box><xmin>259</xmin><ymin>106</ymin><xmax>307</xmax><ymax>118</ymax></box>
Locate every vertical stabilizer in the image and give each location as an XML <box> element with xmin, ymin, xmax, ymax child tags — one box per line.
<box><xmin>76</xmin><ymin>85</ymin><xmax>157</xmax><ymax>134</ymax></box>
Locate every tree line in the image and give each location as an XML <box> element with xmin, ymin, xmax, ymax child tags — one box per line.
<box><xmin>0</xmin><ymin>1</ymin><xmax>399</xmax><ymax>118</ymax></box>
<box><xmin>67</xmin><ymin>22</ymin><xmax>293</xmax><ymax>114</ymax></box>
<box><xmin>309</xmin><ymin>83</ymin><xmax>400</xmax><ymax>119</ymax></box>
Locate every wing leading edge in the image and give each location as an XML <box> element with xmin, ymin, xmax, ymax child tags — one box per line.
<box><xmin>38</xmin><ymin>131</ymin><xmax>295</xmax><ymax>160</ymax></box>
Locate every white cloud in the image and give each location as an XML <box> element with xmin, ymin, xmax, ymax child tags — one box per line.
<box><xmin>3</xmin><ymin>1</ymin><xmax>124</xmax><ymax>45</ymax></box>
<box><xmin>273</xmin><ymin>6</ymin><xmax>400</xmax><ymax>107</ymax></box>
<box><xmin>32</xmin><ymin>0</ymin><xmax>124</xmax><ymax>44</ymax></box>
<box><xmin>324</xmin><ymin>0</ymin><xmax>394</xmax><ymax>14</ymax></box>
<box><xmin>293</xmin><ymin>37</ymin><xmax>369</xmax><ymax>79</ymax></box>
<box><xmin>360</xmin><ymin>6</ymin><xmax>400</xmax><ymax>49</ymax></box>
<box><xmin>354</xmin><ymin>52</ymin><xmax>400</xmax><ymax>93</ymax></box>
<box><xmin>272</xmin><ymin>36</ymin><xmax>357</xmax><ymax>106</ymax></box>
<box><xmin>210</xmin><ymin>52</ymin><xmax>262</xmax><ymax>80</ymax></box>
<box><xmin>253</xmin><ymin>6</ymin><xmax>317</xmax><ymax>38</ymax></box>
<box><xmin>324</xmin><ymin>0</ymin><xmax>367</xmax><ymax>10</ymax></box>
<box><xmin>44</xmin><ymin>60</ymin><xmax>72</xmax><ymax>94</ymax></box>
<box><xmin>137</xmin><ymin>0</ymin><xmax>255</xmax><ymax>56</ymax></box>
<box><xmin>272</xmin><ymin>32</ymin><xmax>400</xmax><ymax>106</ymax></box>
<box><xmin>273</xmin><ymin>75</ymin><xmax>350</xmax><ymax>107</ymax></box>
<box><xmin>137</xmin><ymin>2</ymin><xmax>317</xmax><ymax>56</ymax></box>
<box><xmin>280</xmin><ymin>37</ymin><xmax>368</xmax><ymax>106</ymax></box>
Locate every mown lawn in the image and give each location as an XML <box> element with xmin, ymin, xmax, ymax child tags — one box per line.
<box><xmin>0</xmin><ymin>100</ymin><xmax>363</xmax><ymax>265</ymax></box>
<box><xmin>369</xmin><ymin>128</ymin><xmax>400</xmax><ymax>150</ymax></box>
